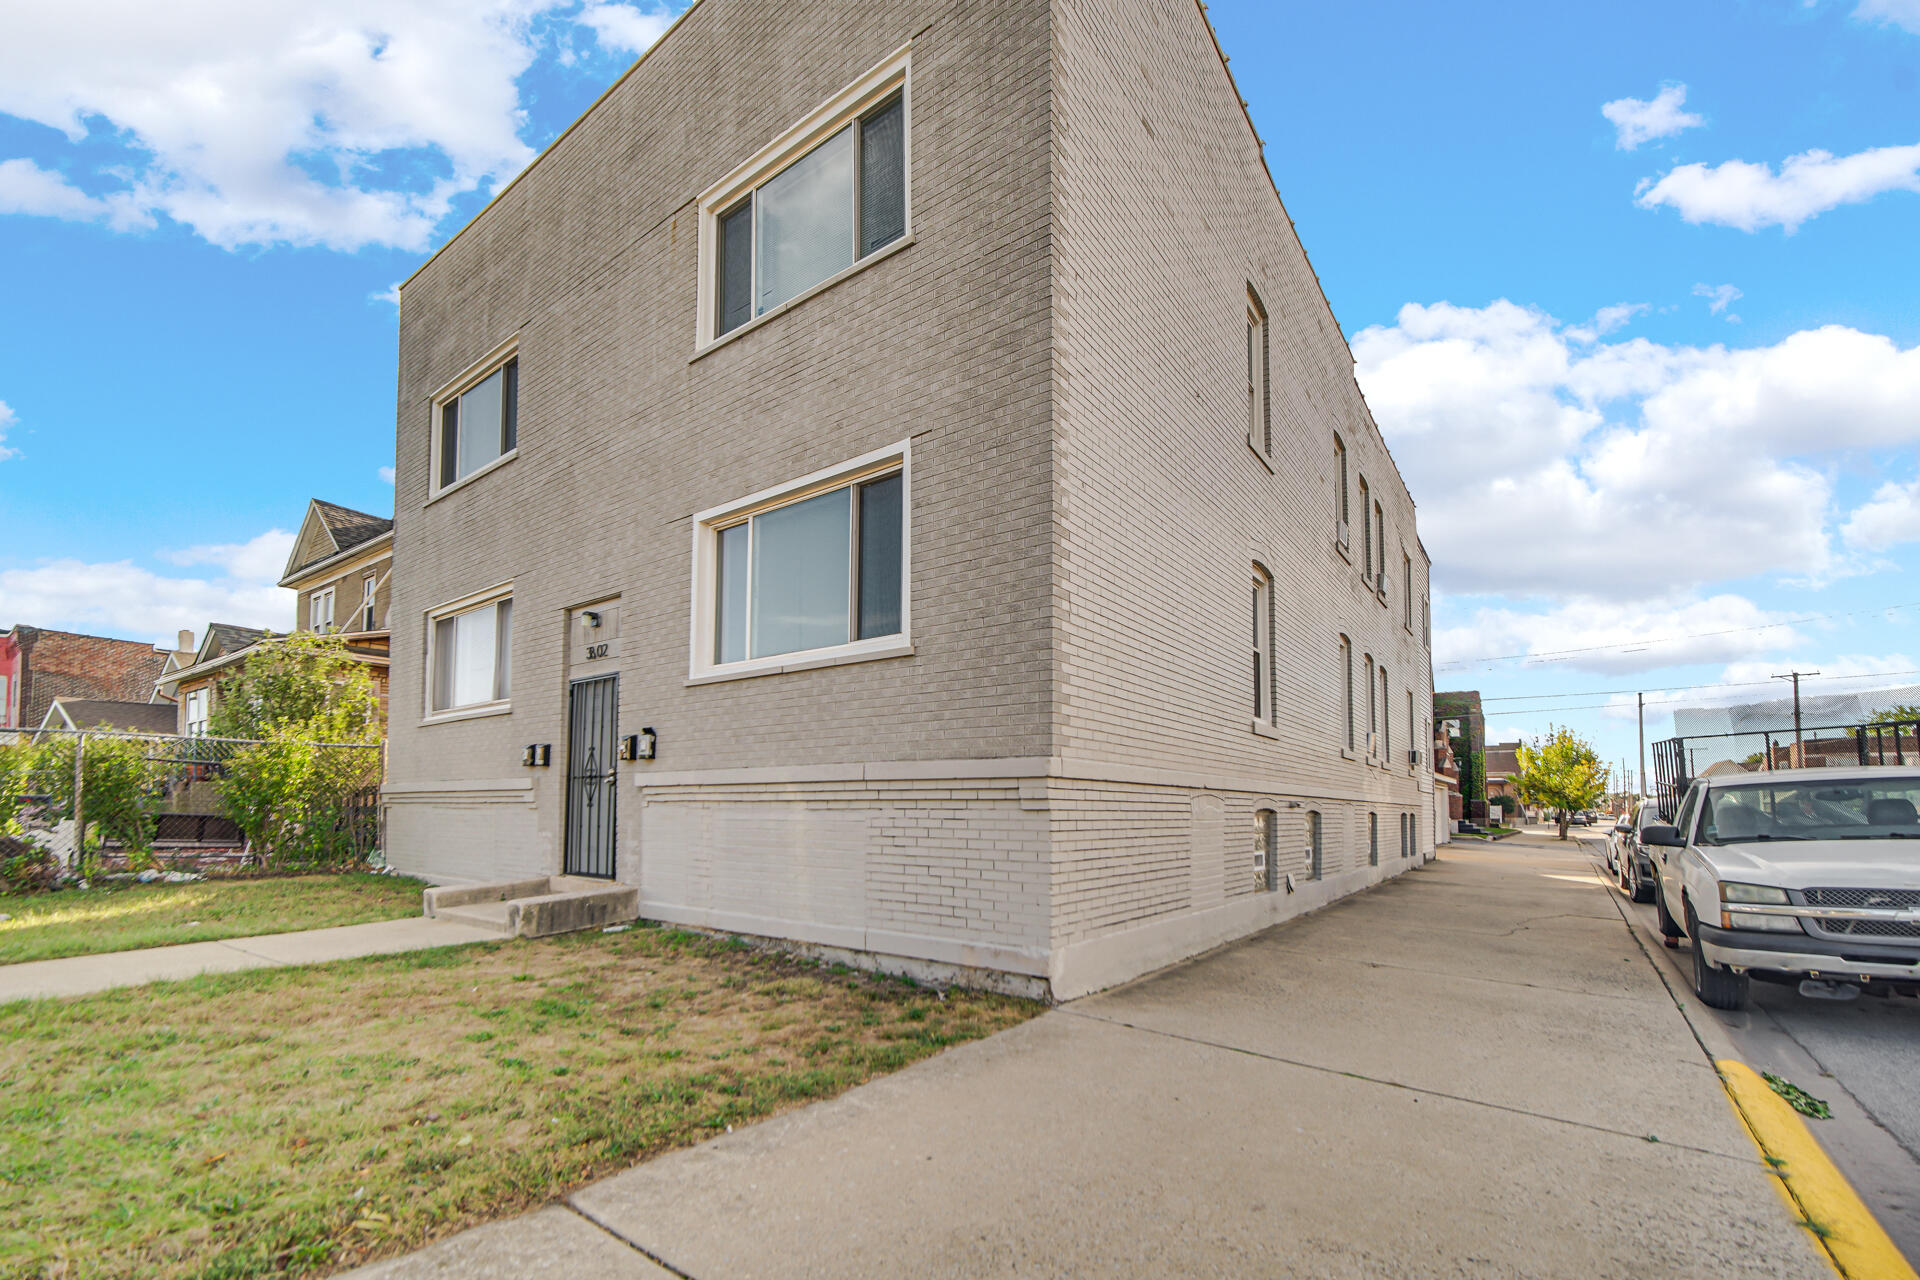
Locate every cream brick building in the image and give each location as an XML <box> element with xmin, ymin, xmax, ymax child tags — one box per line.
<box><xmin>386</xmin><ymin>0</ymin><xmax>1435</xmax><ymax>998</ymax></box>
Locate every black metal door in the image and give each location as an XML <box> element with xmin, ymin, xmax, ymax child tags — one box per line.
<box><xmin>564</xmin><ymin>675</ymin><xmax>618</xmax><ymax>878</ymax></box>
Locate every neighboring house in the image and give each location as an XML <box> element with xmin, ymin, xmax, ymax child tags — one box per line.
<box><xmin>0</xmin><ymin>625</ymin><xmax>171</xmax><ymax>734</ymax></box>
<box><xmin>37</xmin><ymin>698</ymin><xmax>179</xmax><ymax>736</ymax></box>
<box><xmin>1435</xmin><ymin>691</ymin><xmax>1486</xmax><ymax>825</ymax></box>
<box><xmin>385</xmin><ymin>0</ymin><xmax>1436</xmax><ymax>1000</ymax></box>
<box><xmin>1484</xmin><ymin>740</ymin><xmax>1521</xmax><ymax>808</ymax></box>
<box><xmin>155</xmin><ymin>625</ymin><xmax>269</xmax><ymax>737</ymax></box>
<box><xmin>1432</xmin><ymin>726</ymin><xmax>1459</xmax><ymax>839</ymax></box>
<box><xmin>155</xmin><ymin>500</ymin><xmax>395</xmax><ymax>737</ymax></box>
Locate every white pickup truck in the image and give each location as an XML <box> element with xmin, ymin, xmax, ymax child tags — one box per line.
<box><xmin>1644</xmin><ymin>765</ymin><xmax>1920</xmax><ymax>1009</ymax></box>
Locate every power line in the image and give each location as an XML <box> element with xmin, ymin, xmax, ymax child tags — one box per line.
<box><xmin>1479</xmin><ymin>668</ymin><xmax>1920</xmax><ymax>703</ymax></box>
<box><xmin>1435</xmin><ymin>600</ymin><xmax>1920</xmax><ymax>672</ymax></box>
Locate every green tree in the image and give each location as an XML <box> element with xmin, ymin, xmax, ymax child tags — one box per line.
<box><xmin>1868</xmin><ymin>704</ymin><xmax>1920</xmax><ymax>725</ymax></box>
<box><xmin>1515</xmin><ymin>727</ymin><xmax>1611</xmax><ymax>841</ymax></box>
<box><xmin>208</xmin><ymin>632</ymin><xmax>381</xmax><ymax>744</ymax></box>
<box><xmin>19</xmin><ymin>733</ymin><xmax>163</xmax><ymax>873</ymax></box>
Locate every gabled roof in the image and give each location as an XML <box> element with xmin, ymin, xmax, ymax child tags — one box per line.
<box><xmin>39</xmin><ymin>698</ymin><xmax>178</xmax><ymax>735</ymax></box>
<box><xmin>282</xmin><ymin>500</ymin><xmax>394</xmax><ymax>584</ymax></box>
<box><xmin>198</xmin><ymin>624</ymin><xmax>268</xmax><ymax>665</ymax></box>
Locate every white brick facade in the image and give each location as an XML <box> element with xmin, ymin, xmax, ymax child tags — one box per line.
<box><xmin>385</xmin><ymin>0</ymin><xmax>1435</xmax><ymax>999</ymax></box>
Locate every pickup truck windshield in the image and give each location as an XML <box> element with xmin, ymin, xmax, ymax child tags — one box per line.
<box><xmin>1698</xmin><ymin>778</ymin><xmax>1920</xmax><ymax>845</ymax></box>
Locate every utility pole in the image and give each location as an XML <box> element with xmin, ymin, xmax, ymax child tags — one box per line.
<box><xmin>1774</xmin><ymin>670</ymin><xmax>1819</xmax><ymax>768</ymax></box>
<box><xmin>1637</xmin><ymin>692</ymin><xmax>1647</xmax><ymax>800</ymax></box>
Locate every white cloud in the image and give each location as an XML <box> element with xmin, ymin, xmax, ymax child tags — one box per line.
<box><xmin>371</xmin><ymin>283</ymin><xmax>401</xmax><ymax>308</ymax></box>
<box><xmin>1855</xmin><ymin>0</ymin><xmax>1920</xmax><ymax>34</ymax></box>
<box><xmin>1602</xmin><ymin>84</ymin><xmax>1704</xmax><ymax>151</ymax></box>
<box><xmin>577</xmin><ymin>3</ymin><xmax>676</xmax><ymax>54</ymax></box>
<box><xmin>1353</xmin><ymin>301</ymin><xmax>1920</xmax><ymax>597</ymax></box>
<box><xmin>0</xmin><ymin>400</ymin><xmax>15</xmax><ymax>461</ymax></box>
<box><xmin>0</xmin><ymin>0</ymin><xmax>681</xmax><ymax>252</ymax></box>
<box><xmin>1841</xmin><ymin>475</ymin><xmax>1920</xmax><ymax>551</ymax></box>
<box><xmin>0</xmin><ymin>537</ymin><xmax>296</xmax><ymax>645</ymax></box>
<box><xmin>1691</xmin><ymin>282</ymin><xmax>1742</xmax><ymax>320</ymax></box>
<box><xmin>1636</xmin><ymin>142</ymin><xmax>1920</xmax><ymax>232</ymax></box>
<box><xmin>162</xmin><ymin>529</ymin><xmax>297</xmax><ymax>585</ymax></box>
<box><xmin>1712</xmin><ymin>653</ymin><xmax>1918</xmax><ymax>689</ymax></box>
<box><xmin>1434</xmin><ymin>594</ymin><xmax>1800</xmax><ymax>677</ymax></box>
<box><xmin>378</xmin><ymin>465</ymin><xmax>397</xmax><ymax>485</ymax></box>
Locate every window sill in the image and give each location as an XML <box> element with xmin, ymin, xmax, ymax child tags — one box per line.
<box><xmin>1246</xmin><ymin>437</ymin><xmax>1274</xmax><ymax>474</ymax></box>
<box><xmin>688</xmin><ymin>636</ymin><xmax>914</xmax><ymax>686</ymax></box>
<box><xmin>1340</xmin><ymin>747</ymin><xmax>1357</xmax><ymax>762</ymax></box>
<box><xmin>1250</xmin><ymin>719</ymin><xmax>1280</xmax><ymax>739</ymax></box>
<box><xmin>1333</xmin><ymin>539</ymin><xmax>1350</xmax><ymax>564</ymax></box>
<box><xmin>691</xmin><ymin>235</ymin><xmax>916</xmax><ymax>363</ymax></box>
<box><xmin>425</xmin><ymin>450</ymin><xmax>518</xmax><ymax>507</ymax></box>
<box><xmin>420</xmin><ymin>701</ymin><xmax>513</xmax><ymax>727</ymax></box>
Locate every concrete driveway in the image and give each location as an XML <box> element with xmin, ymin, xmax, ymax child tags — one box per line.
<box><xmin>353</xmin><ymin>839</ymin><xmax>1831</xmax><ymax>1279</ymax></box>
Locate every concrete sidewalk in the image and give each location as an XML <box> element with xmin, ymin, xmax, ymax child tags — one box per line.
<box><xmin>0</xmin><ymin>916</ymin><xmax>502</xmax><ymax>1003</ymax></box>
<box><xmin>346</xmin><ymin>837</ymin><xmax>1832</xmax><ymax>1279</ymax></box>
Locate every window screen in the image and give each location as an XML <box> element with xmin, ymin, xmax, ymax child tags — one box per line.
<box><xmin>856</xmin><ymin>473</ymin><xmax>903</xmax><ymax>640</ymax></box>
<box><xmin>859</xmin><ymin>96</ymin><xmax>906</xmax><ymax>256</ymax></box>
<box><xmin>756</xmin><ymin>126</ymin><xmax>855</xmax><ymax>317</ymax></box>
<box><xmin>717</xmin><ymin>202</ymin><xmax>754</xmax><ymax>336</ymax></box>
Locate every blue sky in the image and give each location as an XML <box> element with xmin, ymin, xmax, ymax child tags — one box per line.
<box><xmin>1</xmin><ymin>0</ymin><xmax>1916</xmax><ymax>778</ymax></box>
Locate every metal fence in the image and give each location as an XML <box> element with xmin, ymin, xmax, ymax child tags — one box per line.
<box><xmin>4</xmin><ymin>729</ymin><xmax>383</xmax><ymax>869</ymax></box>
<box><xmin>1650</xmin><ymin>717</ymin><xmax>1920</xmax><ymax>819</ymax></box>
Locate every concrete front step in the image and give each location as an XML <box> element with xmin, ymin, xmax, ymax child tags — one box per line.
<box><xmin>422</xmin><ymin>876</ymin><xmax>639</xmax><ymax>940</ymax></box>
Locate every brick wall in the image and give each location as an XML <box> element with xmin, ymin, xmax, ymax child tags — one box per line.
<box><xmin>5</xmin><ymin>627</ymin><xmax>167</xmax><ymax>730</ymax></box>
<box><xmin>382</xmin><ymin>0</ymin><xmax>1435</xmax><ymax>996</ymax></box>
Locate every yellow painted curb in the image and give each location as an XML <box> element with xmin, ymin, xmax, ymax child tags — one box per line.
<box><xmin>1718</xmin><ymin>1060</ymin><xmax>1919</xmax><ymax>1280</ymax></box>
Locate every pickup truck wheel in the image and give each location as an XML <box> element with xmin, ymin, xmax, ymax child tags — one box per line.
<box><xmin>1655</xmin><ymin>881</ymin><xmax>1683</xmax><ymax>938</ymax></box>
<box><xmin>1686</xmin><ymin>903</ymin><xmax>1749</xmax><ymax>1011</ymax></box>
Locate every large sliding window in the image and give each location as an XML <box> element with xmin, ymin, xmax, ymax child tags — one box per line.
<box><xmin>697</xmin><ymin>445</ymin><xmax>909</xmax><ymax>677</ymax></box>
<box><xmin>713</xmin><ymin>90</ymin><xmax>907</xmax><ymax>339</ymax></box>
<box><xmin>428</xmin><ymin>589</ymin><xmax>513</xmax><ymax>716</ymax></box>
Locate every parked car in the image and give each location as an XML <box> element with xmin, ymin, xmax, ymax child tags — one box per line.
<box><xmin>1644</xmin><ymin>766</ymin><xmax>1920</xmax><ymax>1009</ymax></box>
<box><xmin>1606</xmin><ymin>800</ymin><xmax>1660</xmax><ymax>903</ymax></box>
<box><xmin>1569</xmin><ymin>812</ymin><xmax>1593</xmax><ymax>826</ymax></box>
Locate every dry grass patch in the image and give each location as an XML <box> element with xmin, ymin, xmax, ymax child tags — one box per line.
<box><xmin>0</xmin><ymin>925</ymin><xmax>1039</xmax><ymax>1278</ymax></box>
<box><xmin>0</xmin><ymin>874</ymin><xmax>426</xmax><ymax>965</ymax></box>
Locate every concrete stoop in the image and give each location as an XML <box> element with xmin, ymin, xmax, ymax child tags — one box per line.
<box><xmin>423</xmin><ymin>876</ymin><xmax>639</xmax><ymax>939</ymax></box>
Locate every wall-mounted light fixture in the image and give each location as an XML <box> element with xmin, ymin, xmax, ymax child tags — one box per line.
<box><xmin>620</xmin><ymin>728</ymin><xmax>657</xmax><ymax>762</ymax></box>
<box><xmin>1286</xmin><ymin>801</ymin><xmax>1303</xmax><ymax>809</ymax></box>
<box><xmin>522</xmin><ymin>744</ymin><xmax>552</xmax><ymax>767</ymax></box>
<box><xmin>582</xmin><ymin>611</ymin><xmax>602</xmax><ymax>629</ymax></box>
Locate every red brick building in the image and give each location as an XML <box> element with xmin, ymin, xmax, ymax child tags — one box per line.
<box><xmin>0</xmin><ymin>626</ymin><xmax>171</xmax><ymax>732</ymax></box>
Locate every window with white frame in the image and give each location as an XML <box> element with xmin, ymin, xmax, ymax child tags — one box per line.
<box><xmin>1368</xmin><ymin>811</ymin><xmax>1378</xmax><ymax>866</ymax></box>
<box><xmin>1423</xmin><ymin>596</ymin><xmax>1431</xmax><ymax>648</ymax></box>
<box><xmin>1252</xmin><ymin>568</ymin><xmax>1274</xmax><ymax>724</ymax></box>
<box><xmin>1246</xmin><ymin>290</ymin><xmax>1269</xmax><ymax>454</ymax></box>
<box><xmin>1256</xmin><ymin>808</ymin><xmax>1278</xmax><ymax>892</ymax></box>
<box><xmin>1380</xmin><ymin>664</ymin><xmax>1391</xmax><ymax>761</ymax></box>
<box><xmin>706</xmin><ymin>55</ymin><xmax>909</xmax><ymax>342</ymax></box>
<box><xmin>434</xmin><ymin>352</ymin><xmax>518</xmax><ymax>492</ymax></box>
<box><xmin>1407</xmin><ymin>689</ymin><xmax>1417</xmax><ymax>765</ymax></box>
<box><xmin>695</xmin><ymin>446</ymin><xmax>907</xmax><ymax>675</ymax></box>
<box><xmin>1306</xmin><ymin>809</ymin><xmax>1323</xmax><ymax>880</ymax></box>
<box><xmin>1358</xmin><ymin>478</ymin><xmax>1372</xmax><ymax>581</ymax></box>
<box><xmin>1403</xmin><ymin>554</ymin><xmax>1413</xmax><ymax>629</ymax></box>
<box><xmin>309</xmin><ymin>587</ymin><xmax>335</xmax><ymax>634</ymax></box>
<box><xmin>1365</xmin><ymin>654</ymin><xmax>1377</xmax><ymax>753</ymax></box>
<box><xmin>428</xmin><ymin>589</ymin><xmax>513</xmax><ymax>715</ymax></box>
<box><xmin>1374</xmin><ymin>501</ymin><xmax>1386</xmax><ymax>587</ymax></box>
<box><xmin>1340</xmin><ymin>634</ymin><xmax>1354</xmax><ymax>750</ymax></box>
<box><xmin>1410</xmin><ymin>812</ymin><xmax>1419</xmax><ymax>857</ymax></box>
<box><xmin>184</xmin><ymin>687</ymin><xmax>211</xmax><ymax>738</ymax></box>
<box><xmin>1333</xmin><ymin>434</ymin><xmax>1349</xmax><ymax>546</ymax></box>
<box><xmin>361</xmin><ymin>574</ymin><xmax>379</xmax><ymax>632</ymax></box>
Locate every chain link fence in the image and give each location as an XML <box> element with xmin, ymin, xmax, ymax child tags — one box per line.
<box><xmin>1</xmin><ymin>729</ymin><xmax>383</xmax><ymax>875</ymax></box>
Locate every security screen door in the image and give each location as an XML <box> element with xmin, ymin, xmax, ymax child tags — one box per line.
<box><xmin>564</xmin><ymin>675</ymin><xmax>618</xmax><ymax>879</ymax></box>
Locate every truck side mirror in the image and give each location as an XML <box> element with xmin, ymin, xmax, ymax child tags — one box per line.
<box><xmin>1642</xmin><ymin>824</ymin><xmax>1683</xmax><ymax>847</ymax></box>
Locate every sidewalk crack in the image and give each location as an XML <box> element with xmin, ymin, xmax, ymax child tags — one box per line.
<box><xmin>1057</xmin><ymin>1006</ymin><xmax>1751</xmax><ymax>1165</ymax></box>
<box><xmin>566</xmin><ymin>1200</ymin><xmax>701</xmax><ymax>1278</ymax></box>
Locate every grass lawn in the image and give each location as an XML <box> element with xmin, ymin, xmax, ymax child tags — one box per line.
<box><xmin>0</xmin><ymin>874</ymin><xmax>426</xmax><ymax>966</ymax></box>
<box><xmin>0</xmin><ymin>924</ymin><xmax>1040</xmax><ymax>1278</ymax></box>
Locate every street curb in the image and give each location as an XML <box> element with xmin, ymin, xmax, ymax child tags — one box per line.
<box><xmin>1717</xmin><ymin>1060</ymin><xmax>1919</xmax><ymax>1280</ymax></box>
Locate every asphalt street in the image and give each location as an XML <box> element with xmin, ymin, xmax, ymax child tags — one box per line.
<box><xmin>1575</xmin><ymin>831</ymin><xmax>1920</xmax><ymax>1267</ymax></box>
